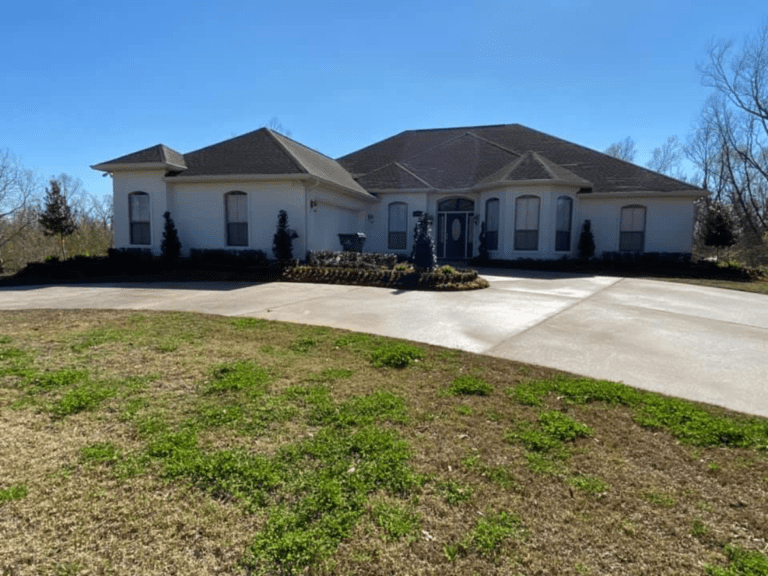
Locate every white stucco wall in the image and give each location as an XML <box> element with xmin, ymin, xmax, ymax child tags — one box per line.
<box><xmin>112</xmin><ymin>170</ymin><xmax>168</xmax><ymax>253</ymax></box>
<box><xmin>166</xmin><ymin>180</ymin><xmax>308</xmax><ymax>257</ymax></box>
<box><xmin>580</xmin><ymin>196</ymin><xmax>696</xmax><ymax>255</ymax></box>
<box><xmin>366</xmin><ymin>192</ymin><xmax>428</xmax><ymax>255</ymax></box>
<box><xmin>306</xmin><ymin>187</ymin><xmax>370</xmax><ymax>253</ymax></box>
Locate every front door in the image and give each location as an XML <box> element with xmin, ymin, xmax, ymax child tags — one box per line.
<box><xmin>445</xmin><ymin>213</ymin><xmax>467</xmax><ymax>259</ymax></box>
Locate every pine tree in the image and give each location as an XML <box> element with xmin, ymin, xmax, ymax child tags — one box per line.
<box><xmin>700</xmin><ymin>202</ymin><xmax>737</xmax><ymax>261</ymax></box>
<box><xmin>272</xmin><ymin>210</ymin><xmax>298</xmax><ymax>262</ymax></box>
<box><xmin>410</xmin><ymin>213</ymin><xmax>437</xmax><ymax>270</ymax></box>
<box><xmin>38</xmin><ymin>178</ymin><xmax>77</xmax><ymax>259</ymax></box>
<box><xmin>161</xmin><ymin>211</ymin><xmax>181</xmax><ymax>263</ymax></box>
<box><xmin>578</xmin><ymin>220</ymin><xmax>595</xmax><ymax>261</ymax></box>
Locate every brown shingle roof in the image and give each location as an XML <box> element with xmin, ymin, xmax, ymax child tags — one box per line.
<box><xmin>338</xmin><ymin>124</ymin><xmax>701</xmax><ymax>193</ymax></box>
<box><xmin>93</xmin><ymin>144</ymin><xmax>187</xmax><ymax>169</ymax></box>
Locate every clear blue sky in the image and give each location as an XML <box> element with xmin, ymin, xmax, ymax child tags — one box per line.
<box><xmin>1</xmin><ymin>0</ymin><xmax>764</xmax><ymax>202</ymax></box>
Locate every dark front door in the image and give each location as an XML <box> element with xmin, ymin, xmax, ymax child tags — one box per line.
<box><xmin>444</xmin><ymin>213</ymin><xmax>467</xmax><ymax>259</ymax></box>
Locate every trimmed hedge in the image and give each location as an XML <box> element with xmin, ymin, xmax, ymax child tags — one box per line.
<box><xmin>282</xmin><ymin>266</ymin><xmax>489</xmax><ymax>291</ymax></box>
<box><xmin>307</xmin><ymin>251</ymin><xmax>399</xmax><ymax>270</ymax></box>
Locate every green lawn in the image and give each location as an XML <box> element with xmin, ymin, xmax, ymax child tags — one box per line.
<box><xmin>1</xmin><ymin>310</ymin><xmax>767</xmax><ymax>575</ymax></box>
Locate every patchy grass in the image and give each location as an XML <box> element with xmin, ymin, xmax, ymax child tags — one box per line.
<box><xmin>1</xmin><ymin>309</ymin><xmax>767</xmax><ymax>575</ymax></box>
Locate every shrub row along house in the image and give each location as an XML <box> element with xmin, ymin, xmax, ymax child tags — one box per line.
<box><xmin>92</xmin><ymin>124</ymin><xmax>706</xmax><ymax>261</ymax></box>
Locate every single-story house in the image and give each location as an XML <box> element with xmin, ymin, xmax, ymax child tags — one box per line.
<box><xmin>92</xmin><ymin>124</ymin><xmax>706</xmax><ymax>261</ymax></box>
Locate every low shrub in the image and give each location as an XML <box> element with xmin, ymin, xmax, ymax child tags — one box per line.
<box><xmin>307</xmin><ymin>250</ymin><xmax>398</xmax><ymax>270</ymax></box>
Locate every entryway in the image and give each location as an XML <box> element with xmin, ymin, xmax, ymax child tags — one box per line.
<box><xmin>436</xmin><ymin>198</ymin><xmax>474</xmax><ymax>259</ymax></box>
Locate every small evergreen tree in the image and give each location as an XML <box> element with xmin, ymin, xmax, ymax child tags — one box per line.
<box><xmin>38</xmin><ymin>178</ymin><xmax>77</xmax><ymax>259</ymax></box>
<box><xmin>161</xmin><ymin>211</ymin><xmax>181</xmax><ymax>263</ymax></box>
<box><xmin>272</xmin><ymin>210</ymin><xmax>298</xmax><ymax>262</ymax></box>
<box><xmin>410</xmin><ymin>213</ymin><xmax>437</xmax><ymax>270</ymax></box>
<box><xmin>700</xmin><ymin>201</ymin><xmax>737</xmax><ymax>261</ymax></box>
<box><xmin>578</xmin><ymin>220</ymin><xmax>595</xmax><ymax>261</ymax></box>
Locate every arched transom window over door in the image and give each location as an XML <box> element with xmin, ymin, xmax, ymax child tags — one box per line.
<box><xmin>129</xmin><ymin>192</ymin><xmax>151</xmax><ymax>245</ymax></box>
<box><xmin>620</xmin><ymin>205</ymin><xmax>646</xmax><ymax>252</ymax></box>
<box><xmin>388</xmin><ymin>202</ymin><xmax>407</xmax><ymax>249</ymax></box>
<box><xmin>515</xmin><ymin>195</ymin><xmax>540</xmax><ymax>251</ymax></box>
<box><xmin>226</xmin><ymin>191</ymin><xmax>248</xmax><ymax>247</ymax></box>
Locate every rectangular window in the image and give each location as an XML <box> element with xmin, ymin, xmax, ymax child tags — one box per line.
<box><xmin>515</xmin><ymin>196</ymin><xmax>540</xmax><ymax>251</ymax></box>
<box><xmin>486</xmin><ymin>199</ymin><xmax>499</xmax><ymax>251</ymax></box>
<box><xmin>226</xmin><ymin>193</ymin><xmax>248</xmax><ymax>247</ymax></box>
<box><xmin>129</xmin><ymin>193</ymin><xmax>151</xmax><ymax>245</ymax></box>
<box><xmin>620</xmin><ymin>206</ymin><xmax>646</xmax><ymax>252</ymax></box>
<box><xmin>388</xmin><ymin>203</ymin><xmax>407</xmax><ymax>250</ymax></box>
<box><xmin>555</xmin><ymin>197</ymin><xmax>573</xmax><ymax>251</ymax></box>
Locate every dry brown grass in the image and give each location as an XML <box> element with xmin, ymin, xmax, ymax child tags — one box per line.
<box><xmin>1</xmin><ymin>310</ymin><xmax>767</xmax><ymax>575</ymax></box>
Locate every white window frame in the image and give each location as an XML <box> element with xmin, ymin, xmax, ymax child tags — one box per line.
<box><xmin>388</xmin><ymin>202</ymin><xmax>408</xmax><ymax>250</ymax></box>
<box><xmin>514</xmin><ymin>195</ymin><xmax>540</xmax><ymax>251</ymax></box>
<box><xmin>485</xmin><ymin>198</ymin><xmax>499</xmax><ymax>251</ymax></box>
<box><xmin>225</xmin><ymin>191</ymin><xmax>248</xmax><ymax>247</ymax></box>
<box><xmin>620</xmin><ymin>205</ymin><xmax>646</xmax><ymax>252</ymax></box>
<box><xmin>129</xmin><ymin>192</ymin><xmax>151</xmax><ymax>245</ymax></box>
<box><xmin>555</xmin><ymin>196</ymin><xmax>573</xmax><ymax>252</ymax></box>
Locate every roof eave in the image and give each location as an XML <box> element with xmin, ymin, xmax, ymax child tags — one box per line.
<box><xmin>581</xmin><ymin>189</ymin><xmax>708</xmax><ymax>199</ymax></box>
<box><xmin>91</xmin><ymin>162</ymin><xmax>187</xmax><ymax>173</ymax></box>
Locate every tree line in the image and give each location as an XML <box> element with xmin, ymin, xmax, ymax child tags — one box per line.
<box><xmin>603</xmin><ymin>23</ymin><xmax>768</xmax><ymax>263</ymax></box>
<box><xmin>0</xmin><ymin>152</ymin><xmax>113</xmax><ymax>273</ymax></box>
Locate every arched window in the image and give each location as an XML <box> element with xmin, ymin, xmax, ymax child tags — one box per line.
<box><xmin>620</xmin><ymin>205</ymin><xmax>646</xmax><ymax>251</ymax></box>
<box><xmin>555</xmin><ymin>196</ymin><xmax>573</xmax><ymax>251</ymax></box>
<box><xmin>388</xmin><ymin>202</ymin><xmax>407</xmax><ymax>249</ymax></box>
<box><xmin>485</xmin><ymin>198</ymin><xmax>499</xmax><ymax>251</ymax></box>
<box><xmin>515</xmin><ymin>195</ymin><xmax>540</xmax><ymax>251</ymax></box>
<box><xmin>129</xmin><ymin>192</ymin><xmax>150</xmax><ymax>245</ymax></box>
<box><xmin>225</xmin><ymin>191</ymin><xmax>248</xmax><ymax>247</ymax></box>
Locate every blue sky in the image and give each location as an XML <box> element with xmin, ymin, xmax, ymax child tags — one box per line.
<box><xmin>1</xmin><ymin>0</ymin><xmax>764</xmax><ymax>202</ymax></box>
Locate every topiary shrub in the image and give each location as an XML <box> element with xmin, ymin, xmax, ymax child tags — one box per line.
<box><xmin>161</xmin><ymin>211</ymin><xmax>181</xmax><ymax>264</ymax></box>
<box><xmin>578</xmin><ymin>220</ymin><xmax>596</xmax><ymax>261</ymax></box>
<box><xmin>273</xmin><ymin>210</ymin><xmax>299</xmax><ymax>263</ymax></box>
<box><xmin>410</xmin><ymin>213</ymin><xmax>437</xmax><ymax>270</ymax></box>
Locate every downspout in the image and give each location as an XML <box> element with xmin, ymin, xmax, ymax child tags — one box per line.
<box><xmin>304</xmin><ymin>177</ymin><xmax>319</xmax><ymax>260</ymax></box>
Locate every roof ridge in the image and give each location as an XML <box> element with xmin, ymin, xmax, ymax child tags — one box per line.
<box><xmin>529</xmin><ymin>151</ymin><xmax>560</xmax><ymax>180</ymax></box>
<box><xmin>262</xmin><ymin>129</ymin><xmax>308</xmax><ymax>174</ymax></box>
<box><xmin>465</xmin><ymin>132</ymin><xmax>522</xmax><ymax>156</ymax></box>
<box><xmin>268</xmin><ymin>128</ymin><xmax>344</xmax><ymax>165</ymax></box>
<box><xmin>394</xmin><ymin>162</ymin><xmax>434</xmax><ymax>188</ymax></box>
<box><xmin>401</xmin><ymin>123</ymin><xmax>515</xmax><ymax>134</ymax></box>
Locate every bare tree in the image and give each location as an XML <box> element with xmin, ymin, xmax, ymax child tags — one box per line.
<box><xmin>603</xmin><ymin>137</ymin><xmax>637</xmax><ymax>162</ymax></box>
<box><xmin>647</xmin><ymin>135</ymin><xmax>684</xmax><ymax>176</ymax></box>
<box><xmin>0</xmin><ymin>150</ymin><xmax>39</xmax><ymax>265</ymax></box>
<box><xmin>696</xmin><ymin>24</ymin><xmax>768</xmax><ymax>238</ymax></box>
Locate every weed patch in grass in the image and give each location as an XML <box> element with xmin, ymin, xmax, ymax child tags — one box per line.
<box><xmin>706</xmin><ymin>544</ymin><xmax>768</xmax><ymax>576</ymax></box>
<box><xmin>28</xmin><ymin>369</ymin><xmax>89</xmax><ymax>390</ymax></box>
<box><xmin>436</xmin><ymin>480</ymin><xmax>473</xmax><ymax>504</ymax></box>
<box><xmin>231</xmin><ymin>317</ymin><xmax>267</xmax><ymax>330</ymax></box>
<box><xmin>206</xmin><ymin>361</ymin><xmax>270</xmax><ymax>395</ymax></box>
<box><xmin>446</xmin><ymin>510</ymin><xmax>523</xmax><ymax>559</ymax></box>
<box><xmin>304</xmin><ymin>367</ymin><xmax>354</xmax><ymax>383</ymax></box>
<box><xmin>643</xmin><ymin>490</ymin><xmax>676</xmax><ymax>508</ymax></box>
<box><xmin>49</xmin><ymin>382</ymin><xmax>115</xmax><ymax>418</ymax></box>
<box><xmin>71</xmin><ymin>327</ymin><xmax>125</xmax><ymax>352</ymax></box>
<box><xmin>290</xmin><ymin>336</ymin><xmax>318</xmax><ymax>353</ymax></box>
<box><xmin>0</xmin><ymin>483</ymin><xmax>28</xmax><ymax>501</ymax></box>
<box><xmin>568</xmin><ymin>474</ymin><xmax>609</xmax><ymax>496</ymax></box>
<box><xmin>448</xmin><ymin>375</ymin><xmax>492</xmax><ymax>396</ymax></box>
<box><xmin>370</xmin><ymin>342</ymin><xmax>425</xmax><ymax>369</ymax></box>
<box><xmin>371</xmin><ymin>500</ymin><xmax>421</xmax><ymax>540</ymax></box>
<box><xmin>80</xmin><ymin>441</ymin><xmax>120</xmax><ymax>465</ymax></box>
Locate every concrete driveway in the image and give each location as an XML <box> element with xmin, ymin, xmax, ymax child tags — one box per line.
<box><xmin>1</xmin><ymin>271</ymin><xmax>766</xmax><ymax>418</ymax></box>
